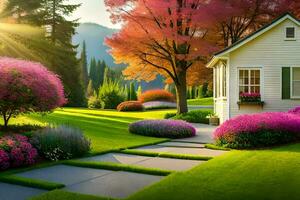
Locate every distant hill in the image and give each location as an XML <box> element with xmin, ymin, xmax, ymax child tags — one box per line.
<box><xmin>72</xmin><ymin>22</ymin><xmax>123</xmax><ymax>67</ymax></box>
<box><xmin>73</xmin><ymin>22</ymin><xmax>164</xmax><ymax>90</ymax></box>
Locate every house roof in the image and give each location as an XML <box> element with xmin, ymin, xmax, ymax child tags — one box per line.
<box><xmin>206</xmin><ymin>13</ymin><xmax>300</xmax><ymax>68</ymax></box>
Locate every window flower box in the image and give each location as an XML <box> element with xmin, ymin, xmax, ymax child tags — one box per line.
<box><xmin>238</xmin><ymin>93</ymin><xmax>264</xmax><ymax>109</ymax></box>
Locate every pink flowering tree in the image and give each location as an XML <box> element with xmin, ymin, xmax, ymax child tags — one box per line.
<box><xmin>0</xmin><ymin>57</ymin><xmax>66</xmax><ymax>128</ymax></box>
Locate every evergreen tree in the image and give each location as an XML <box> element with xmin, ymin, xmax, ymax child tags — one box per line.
<box><xmin>129</xmin><ymin>82</ymin><xmax>137</xmax><ymax>100</ymax></box>
<box><xmin>125</xmin><ymin>84</ymin><xmax>130</xmax><ymax>101</ymax></box>
<box><xmin>99</xmin><ymin>60</ymin><xmax>106</xmax><ymax>86</ymax></box>
<box><xmin>89</xmin><ymin>57</ymin><xmax>97</xmax><ymax>90</ymax></box>
<box><xmin>80</xmin><ymin>41</ymin><xmax>89</xmax><ymax>89</ymax></box>
<box><xmin>202</xmin><ymin>82</ymin><xmax>209</xmax><ymax>98</ymax></box>
<box><xmin>137</xmin><ymin>84</ymin><xmax>143</xmax><ymax>98</ymax></box>
<box><xmin>87</xmin><ymin>79</ymin><xmax>94</xmax><ymax>97</ymax></box>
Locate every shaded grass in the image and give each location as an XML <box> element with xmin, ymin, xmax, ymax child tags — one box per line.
<box><xmin>121</xmin><ymin>149</ymin><xmax>213</xmax><ymax>161</ymax></box>
<box><xmin>64</xmin><ymin>160</ymin><xmax>173</xmax><ymax>176</ymax></box>
<box><xmin>187</xmin><ymin>98</ymin><xmax>213</xmax><ymax>106</ymax></box>
<box><xmin>29</xmin><ymin>190</ymin><xmax>115</xmax><ymax>200</ymax></box>
<box><xmin>0</xmin><ymin>175</ymin><xmax>64</xmax><ymax>190</ymax></box>
<box><xmin>128</xmin><ymin>143</ymin><xmax>300</xmax><ymax>200</ymax></box>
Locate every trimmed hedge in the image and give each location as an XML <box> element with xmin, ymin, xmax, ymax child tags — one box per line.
<box><xmin>129</xmin><ymin>120</ymin><xmax>196</xmax><ymax>139</ymax></box>
<box><xmin>214</xmin><ymin>112</ymin><xmax>300</xmax><ymax>149</ymax></box>
<box><xmin>117</xmin><ymin>101</ymin><xmax>144</xmax><ymax>112</ymax></box>
<box><xmin>165</xmin><ymin>110</ymin><xmax>212</xmax><ymax>124</ymax></box>
<box><xmin>138</xmin><ymin>89</ymin><xmax>175</xmax><ymax>103</ymax></box>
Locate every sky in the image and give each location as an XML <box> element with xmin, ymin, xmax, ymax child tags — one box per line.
<box><xmin>68</xmin><ymin>0</ymin><xmax>121</xmax><ymax>28</ymax></box>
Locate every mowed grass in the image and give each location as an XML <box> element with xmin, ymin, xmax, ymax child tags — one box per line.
<box><xmin>129</xmin><ymin>143</ymin><xmax>300</xmax><ymax>200</ymax></box>
<box><xmin>187</xmin><ymin>97</ymin><xmax>213</xmax><ymax>106</ymax></box>
<box><xmin>5</xmin><ymin>108</ymin><xmax>175</xmax><ymax>154</ymax></box>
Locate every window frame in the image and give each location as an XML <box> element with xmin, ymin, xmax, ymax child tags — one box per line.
<box><xmin>285</xmin><ymin>26</ymin><xmax>296</xmax><ymax>41</ymax></box>
<box><xmin>291</xmin><ymin>67</ymin><xmax>300</xmax><ymax>99</ymax></box>
<box><xmin>238</xmin><ymin>68</ymin><xmax>262</xmax><ymax>97</ymax></box>
<box><xmin>214</xmin><ymin>62</ymin><xmax>227</xmax><ymax>100</ymax></box>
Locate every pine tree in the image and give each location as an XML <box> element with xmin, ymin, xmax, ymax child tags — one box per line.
<box><xmin>99</xmin><ymin>60</ymin><xmax>106</xmax><ymax>86</ymax></box>
<box><xmin>89</xmin><ymin>58</ymin><xmax>97</xmax><ymax>90</ymax></box>
<box><xmin>129</xmin><ymin>82</ymin><xmax>137</xmax><ymax>100</ymax></box>
<box><xmin>87</xmin><ymin>79</ymin><xmax>94</xmax><ymax>97</ymax></box>
<box><xmin>80</xmin><ymin>41</ymin><xmax>89</xmax><ymax>89</ymax></box>
<box><xmin>137</xmin><ymin>84</ymin><xmax>143</xmax><ymax>98</ymax></box>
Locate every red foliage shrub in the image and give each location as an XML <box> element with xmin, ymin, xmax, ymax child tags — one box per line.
<box><xmin>138</xmin><ymin>89</ymin><xmax>175</xmax><ymax>103</ymax></box>
<box><xmin>117</xmin><ymin>101</ymin><xmax>144</xmax><ymax>112</ymax></box>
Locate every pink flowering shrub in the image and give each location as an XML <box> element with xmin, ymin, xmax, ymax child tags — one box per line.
<box><xmin>288</xmin><ymin>106</ymin><xmax>300</xmax><ymax>116</ymax></box>
<box><xmin>239</xmin><ymin>92</ymin><xmax>261</xmax><ymax>102</ymax></box>
<box><xmin>0</xmin><ymin>57</ymin><xmax>66</xmax><ymax>127</ymax></box>
<box><xmin>0</xmin><ymin>134</ymin><xmax>38</xmax><ymax>170</ymax></box>
<box><xmin>214</xmin><ymin>112</ymin><xmax>300</xmax><ymax>149</ymax></box>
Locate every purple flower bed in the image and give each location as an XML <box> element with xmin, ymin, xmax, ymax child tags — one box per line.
<box><xmin>143</xmin><ymin>101</ymin><xmax>177</xmax><ymax>110</ymax></box>
<box><xmin>129</xmin><ymin>120</ymin><xmax>196</xmax><ymax>139</ymax></box>
<box><xmin>214</xmin><ymin>112</ymin><xmax>300</xmax><ymax>149</ymax></box>
<box><xmin>0</xmin><ymin>134</ymin><xmax>38</xmax><ymax>170</ymax></box>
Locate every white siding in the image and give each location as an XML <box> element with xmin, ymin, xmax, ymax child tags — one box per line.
<box><xmin>229</xmin><ymin>19</ymin><xmax>300</xmax><ymax>119</ymax></box>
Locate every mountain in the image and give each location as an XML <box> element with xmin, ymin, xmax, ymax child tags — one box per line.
<box><xmin>72</xmin><ymin>22</ymin><xmax>122</xmax><ymax>67</ymax></box>
<box><xmin>73</xmin><ymin>22</ymin><xmax>164</xmax><ymax>90</ymax></box>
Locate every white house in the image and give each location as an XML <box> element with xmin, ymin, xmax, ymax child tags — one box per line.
<box><xmin>207</xmin><ymin>13</ymin><xmax>300</xmax><ymax>124</ymax></box>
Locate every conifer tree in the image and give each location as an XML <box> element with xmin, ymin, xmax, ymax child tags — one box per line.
<box><xmin>129</xmin><ymin>82</ymin><xmax>137</xmax><ymax>100</ymax></box>
<box><xmin>80</xmin><ymin>41</ymin><xmax>89</xmax><ymax>89</ymax></box>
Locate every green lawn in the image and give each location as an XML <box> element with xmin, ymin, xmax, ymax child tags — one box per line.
<box><xmin>3</xmin><ymin>108</ymin><xmax>300</xmax><ymax>200</ymax></box>
<box><xmin>6</xmin><ymin>108</ymin><xmax>174</xmax><ymax>154</ymax></box>
<box><xmin>187</xmin><ymin>97</ymin><xmax>213</xmax><ymax>106</ymax></box>
<box><xmin>129</xmin><ymin>143</ymin><xmax>300</xmax><ymax>200</ymax></box>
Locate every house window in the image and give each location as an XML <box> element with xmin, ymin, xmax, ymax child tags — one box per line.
<box><xmin>285</xmin><ymin>27</ymin><xmax>296</xmax><ymax>40</ymax></box>
<box><xmin>239</xmin><ymin>69</ymin><xmax>261</xmax><ymax>94</ymax></box>
<box><xmin>292</xmin><ymin>67</ymin><xmax>300</xmax><ymax>97</ymax></box>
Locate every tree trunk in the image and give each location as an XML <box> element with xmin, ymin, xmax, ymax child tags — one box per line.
<box><xmin>175</xmin><ymin>70</ymin><xmax>188</xmax><ymax>114</ymax></box>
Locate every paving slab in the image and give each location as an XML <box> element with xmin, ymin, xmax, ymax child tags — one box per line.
<box><xmin>134</xmin><ymin>157</ymin><xmax>204</xmax><ymax>171</ymax></box>
<box><xmin>157</xmin><ymin>141</ymin><xmax>205</xmax><ymax>148</ymax></box>
<box><xmin>79</xmin><ymin>153</ymin><xmax>152</xmax><ymax>164</ymax></box>
<box><xmin>0</xmin><ymin>182</ymin><xmax>46</xmax><ymax>200</ymax></box>
<box><xmin>135</xmin><ymin>145</ymin><xmax>226</xmax><ymax>156</ymax></box>
<box><xmin>17</xmin><ymin>165</ymin><xmax>113</xmax><ymax>186</ymax></box>
<box><xmin>173</xmin><ymin>123</ymin><xmax>217</xmax><ymax>144</ymax></box>
<box><xmin>66</xmin><ymin>171</ymin><xmax>164</xmax><ymax>199</ymax></box>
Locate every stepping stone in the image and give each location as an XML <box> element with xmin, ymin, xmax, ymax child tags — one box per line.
<box><xmin>0</xmin><ymin>182</ymin><xmax>46</xmax><ymax>200</ymax></box>
<box><xmin>17</xmin><ymin>165</ymin><xmax>113</xmax><ymax>186</ymax></box>
<box><xmin>134</xmin><ymin>157</ymin><xmax>204</xmax><ymax>171</ymax></box>
<box><xmin>135</xmin><ymin>145</ymin><xmax>226</xmax><ymax>156</ymax></box>
<box><xmin>157</xmin><ymin>142</ymin><xmax>205</xmax><ymax>148</ymax></box>
<box><xmin>66</xmin><ymin>171</ymin><xmax>164</xmax><ymax>199</ymax></box>
<box><xmin>79</xmin><ymin>153</ymin><xmax>152</xmax><ymax>164</ymax></box>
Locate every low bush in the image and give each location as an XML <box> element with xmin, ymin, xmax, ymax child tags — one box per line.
<box><xmin>214</xmin><ymin>112</ymin><xmax>300</xmax><ymax>149</ymax></box>
<box><xmin>165</xmin><ymin>110</ymin><xmax>212</xmax><ymax>124</ymax></box>
<box><xmin>87</xmin><ymin>95</ymin><xmax>101</xmax><ymax>109</ymax></box>
<box><xmin>0</xmin><ymin>134</ymin><xmax>38</xmax><ymax>170</ymax></box>
<box><xmin>117</xmin><ymin>101</ymin><xmax>144</xmax><ymax>112</ymax></box>
<box><xmin>288</xmin><ymin>106</ymin><xmax>300</xmax><ymax>115</ymax></box>
<box><xmin>31</xmin><ymin>125</ymin><xmax>91</xmax><ymax>161</ymax></box>
<box><xmin>0</xmin><ymin>124</ymin><xmax>44</xmax><ymax>135</ymax></box>
<box><xmin>98</xmin><ymin>80</ymin><xmax>126</xmax><ymax>109</ymax></box>
<box><xmin>164</xmin><ymin>113</ymin><xmax>177</xmax><ymax>119</ymax></box>
<box><xmin>138</xmin><ymin>89</ymin><xmax>175</xmax><ymax>103</ymax></box>
<box><xmin>129</xmin><ymin>120</ymin><xmax>196</xmax><ymax>139</ymax></box>
<box><xmin>143</xmin><ymin>101</ymin><xmax>177</xmax><ymax>110</ymax></box>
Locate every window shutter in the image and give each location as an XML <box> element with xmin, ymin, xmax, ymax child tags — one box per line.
<box><xmin>282</xmin><ymin>67</ymin><xmax>291</xmax><ymax>99</ymax></box>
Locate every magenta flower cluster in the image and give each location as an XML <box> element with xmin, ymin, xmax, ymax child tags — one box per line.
<box><xmin>214</xmin><ymin>112</ymin><xmax>300</xmax><ymax>138</ymax></box>
<box><xmin>0</xmin><ymin>134</ymin><xmax>38</xmax><ymax>170</ymax></box>
<box><xmin>0</xmin><ymin>57</ymin><xmax>66</xmax><ymax>112</ymax></box>
<box><xmin>239</xmin><ymin>92</ymin><xmax>261</xmax><ymax>102</ymax></box>
<box><xmin>288</xmin><ymin>106</ymin><xmax>300</xmax><ymax>116</ymax></box>
<box><xmin>129</xmin><ymin>120</ymin><xmax>196</xmax><ymax>139</ymax></box>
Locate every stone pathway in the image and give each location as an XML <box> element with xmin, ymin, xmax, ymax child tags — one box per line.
<box><xmin>0</xmin><ymin>183</ymin><xmax>46</xmax><ymax>200</ymax></box>
<box><xmin>1</xmin><ymin>123</ymin><xmax>227</xmax><ymax>200</ymax></box>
